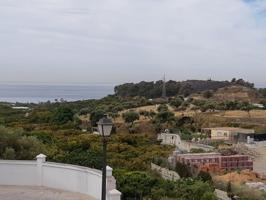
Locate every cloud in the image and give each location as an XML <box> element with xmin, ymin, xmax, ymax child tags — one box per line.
<box><xmin>0</xmin><ymin>0</ymin><xmax>266</xmax><ymax>85</ymax></box>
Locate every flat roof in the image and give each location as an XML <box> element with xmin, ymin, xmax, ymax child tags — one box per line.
<box><xmin>177</xmin><ymin>153</ymin><xmax>221</xmax><ymax>158</ymax></box>
<box><xmin>202</xmin><ymin>127</ymin><xmax>255</xmax><ymax>133</ymax></box>
<box><xmin>179</xmin><ymin>153</ymin><xmax>251</xmax><ymax>159</ymax></box>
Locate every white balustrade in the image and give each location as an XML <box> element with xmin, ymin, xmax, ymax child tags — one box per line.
<box><xmin>0</xmin><ymin>154</ymin><xmax>121</xmax><ymax>200</ymax></box>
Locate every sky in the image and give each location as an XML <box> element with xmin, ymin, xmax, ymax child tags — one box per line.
<box><xmin>0</xmin><ymin>0</ymin><xmax>266</xmax><ymax>85</ymax></box>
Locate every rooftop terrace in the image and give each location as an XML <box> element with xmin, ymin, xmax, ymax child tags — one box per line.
<box><xmin>0</xmin><ymin>186</ymin><xmax>95</xmax><ymax>200</ymax></box>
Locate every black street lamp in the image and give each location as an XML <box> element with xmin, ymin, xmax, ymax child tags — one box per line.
<box><xmin>97</xmin><ymin>116</ymin><xmax>113</xmax><ymax>200</ymax></box>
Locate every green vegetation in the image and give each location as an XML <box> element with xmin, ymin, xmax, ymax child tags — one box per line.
<box><xmin>0</xmin><ymin>123</ymin><xmax>219</xmax><ymax>199</ymax></box>
<box><xmin>259</xmin><ymin>88</ymin><xmax>266</xmax><ymax>98</ymax></box>
<box><xmin>53</xmin><ymin>106</ymin><xmax>74</xmax><ymax>124</ymax></box>
<box><xmin>1</xmin><ymin>79</ymin><xmax>264</xmax><ymax>199</ymax></box>
<box><xmin>0</xmin><ymin>127</ymin><xmax>45</xmax><ymax>160</ymax></box>
<box><xmin>169</xmin><ymin>97</ymin><xmax>184</xmax><ymax>108</ymax></box>
<box><xmin>191</xmin><ymin>99</ymin><xmax>259</xmax><ymax>112</ymax></box>
<box><xmin>114</xmin><ymin>170</ymin><xmax>217</xmax><ymax>200</ymax></box>
<box><xmin>261</xmin><ymin>99</ymin><xmax>266</xmax><ymax>109</ymax></box>
<box><xmin>0</xmin><ymin>97</ymin><xmax>220</xmax><ymax>200</ymax></box>
<box><xmin>122</xmin><ymin>111</ymin><xmax>140</xmax><ymax>126</ymax></box>
<box><xmin>114</xmin><ymin>79</ymin><xmax>254</xmax><ymax>98</ymax></box>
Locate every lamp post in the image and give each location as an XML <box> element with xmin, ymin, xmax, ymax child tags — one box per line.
<box><xmin>97</xmin><ymin>115</ymin><xmax>113</xmax><ymax>200</ymax></box>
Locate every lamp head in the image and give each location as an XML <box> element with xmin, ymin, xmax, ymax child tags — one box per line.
<box><xmin>97</xmin><ymin>115</ymin><xmax>113</xmax><ymax>137</ymax></box>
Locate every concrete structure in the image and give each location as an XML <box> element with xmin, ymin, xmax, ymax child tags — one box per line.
<box><xmin>202</xmin><ymin>127</ymin><xmax>255</xmax><ymax>142</ymax></box>
<box><xmin>12</xmin><ymin>106</ymin><xmax>30</xmax><ymax>110</ymax></box>
<box><xmin>158</xmin><ymin>132</ymin><xmax>214</xmax><ymax>152</ymax></box>
<box><xmin>0</xmin><ymin>154</ymin><xmax>121</xmax><ymax>200</ymax></box>
<box><xmin>158</xmin><ymin>132</ymin><xmax>182</xmax><ymax>146</ymax></box>
<box><xmin>252</xmin><ymin>103</ymin><xmax>264</xmax><ymax>109</ymax></box>
<box><xmin>171</xmin><ymin>152</ymin><xmax>253</xmax><ymax>171</ymax></box>
<box><xmin>151</xmin><ymin>163</ymin><xmax>180</xmax><ymax>181</ymax></box>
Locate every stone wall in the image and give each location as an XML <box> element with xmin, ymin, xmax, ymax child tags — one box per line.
<box><xmin>151</xmin><ymin>163</ymin><xmax>180</xmax><ymax>181</ymax></box>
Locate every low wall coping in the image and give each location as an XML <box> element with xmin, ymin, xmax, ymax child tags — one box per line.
<box><xmin>0</xmin><ymin>154</ymin><xmax>121</xmax><ymax>200</ymax></box>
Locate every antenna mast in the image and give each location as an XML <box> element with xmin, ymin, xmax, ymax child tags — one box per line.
<box><xmin>162</xmin><ymin>74</ymin><xmax>166</xmax><ymax>99</ymax></box>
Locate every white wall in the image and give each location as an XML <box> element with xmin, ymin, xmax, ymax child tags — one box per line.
<box><xmin>0</xmin><ymin>160</ymin><xmax>38</xmax><ymax>186</ymax></box>
<box><xmin>158</xmin><ymin>133</ymin><xmax>214</xmax><ymax>152</ymax></box>
<box><xmin>42</xmin><ymin>163</ymin><xmax>102</xmax><ymax>199</ymax></box>
<box><xmin>0</xmin><ymin>154</ymin><xmax>121</xmax><ymax>200</ymax></box>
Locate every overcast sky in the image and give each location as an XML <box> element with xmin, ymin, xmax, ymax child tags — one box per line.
<box><xmin>0</xmin><ymin>0</ymin><xmax>266</xmax><ymax>85</ymax></box>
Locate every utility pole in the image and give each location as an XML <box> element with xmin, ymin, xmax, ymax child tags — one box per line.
<box><xmin>162</xmin><ymin>74</ymin><xmax>166</xmax><ymax>99</ymax></box>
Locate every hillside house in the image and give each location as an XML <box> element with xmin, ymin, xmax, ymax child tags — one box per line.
<box><xmin>202</xmin><ymin>127</ymin><xmax>255</xmax><ymax>143</ymax></box>
<box><xmin>158</xmin><ymin>131</ymin><xmax>214</xmax><ymax>152</ymax></box>
<box><xmin>157</xmin><ymin>131</ymin><xmax>182</xmax><ymax>146</ymax></box>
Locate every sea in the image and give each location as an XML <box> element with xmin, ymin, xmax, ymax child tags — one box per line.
<box><xmin>0</xmin><ymin>84</ymin><xmax>115</xmax><ymax>103</ymax></box>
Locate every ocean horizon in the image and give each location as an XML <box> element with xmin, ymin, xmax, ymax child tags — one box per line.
<box><xmin>0</xmin><ymin>83</ymin><xmax>115</xmax><ymax>103</ymax></box>
<box><xmin>0</xmin><ymin>82</ymin><xmax>265</xmax><ymax>104</ymax></box>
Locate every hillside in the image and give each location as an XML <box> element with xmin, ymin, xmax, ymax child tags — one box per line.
<box><xmin>212</xmin><ymin>86</ymin><xmax>260</xmax><ymax>103</ymax></box>
<box><xmin>191</xmin><ymin>85</ymin><xmax>261</xmax><ymax>103</ymax></box>
<box><xmin>114</xmin><ymin>78</ymin><xmax>254</xmax><ymax>99</ymax></box>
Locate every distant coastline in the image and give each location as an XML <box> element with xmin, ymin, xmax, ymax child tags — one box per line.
<box><xmin>0</xmin><ymin>84</ymin><xmax>114</xmax><ymax>103</ymax></box>
<box><xmin>0</xmin><ymin>81</ymin><xmax>265</xmax><ymax>104</ymax></box>
<box><xmin>256</xmin><ymin>83</ymin><xmax>266</xmax><ymax>88</ymax></box>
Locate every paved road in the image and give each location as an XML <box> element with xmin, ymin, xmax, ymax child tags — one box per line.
<box><xmin>0</xmin><ymin>186</ymin><xmax>96</xmax><ymax>200</ymax></box>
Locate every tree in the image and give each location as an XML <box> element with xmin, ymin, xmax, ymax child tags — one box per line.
<box><xmin>259</xmin><ymin>89</ymin><xmax>266</xmax><ymax>98</ymax></box>
<box><xmin>153</xmin><ymin>110</ymin><xmax>176</xmax><ymax>132</ymax></box>
<box><xmin>175</xmin><ymin>162</ymin><xmax>192</xmax><ymax>178</ymax></box>
<box><xmin>2</xmin><ymin>147</ymin><xmax>15</xmax><ymax>159</ymax></box>
<box><xmin>261</xmin><ymin>99</ymin><xmax>266</xmax><ymax>109</ymax></box>
<box><xmin>201</xmin><ymin>192</ymin><xmax>217</xmax><ymax>200</ymax></box>
<box><xmin>177</xmin><ymin>179</ymin><xmax>217</xmax><ymax>200</ymax></box>
<box><xmin>53</xmin><ymin>106</ymin><xmax>74</xmax><ymax>124</ymax></box>
<box><xmin>0</xmin><ymin>127</ymin><xmax>45</xmax><ymax>160</ymax></box>
<box><xmin>139</xmin><ymin>110</ymin><xmax>150</xmax><ymax>119</ymax></box>
<box><xmin>122</xmin><ymin>111</ymin><xmax>140</xmax><ymax>126</ymax></box>
<box><xmin>61</xmin><ymin>148</ymin><xmax>102</xmax><ymax>169</ymax></box>
<box><xmin>241</xmin><ymin>102</ymin><xmax>253</xmax><ymax>118</ymax></box>
<box><xmin>203</xmin><ymin>90</ymin><xmax>213</xmax><ymax>99</ymax></box>
<box><xmin>157</xmin><ymin>104</ymin><xmax>169</xmax><ymax>112</ymax></box>
<box><xmin>197</xmin><ymin>171</ymin><xmax>213</xmax><ymax>183</ymax></box>
<box><xmin>179</xmin><ymin>83</ymin><xmax>193</xmax><ymax>97</ymax></box>
<box><xmin>235</xmin><ymin>78</ymin><xmax>254</xmax><ymax>88</ymax></box>
<box><xmin>154</xmin><ymin>111</ymin><xmax>175</xmax><ymax>124</ymax></box>
<box><xmin>90</xmin><ymin>110</ymin><xmax>105</xmax><ymax>127</ymax></box>
<box><xmin>170</xmin><ymin>97</ymin><xmax>183</xmax><ymax>108</ymax></box>
<box><xmin>149</xmin><ymin>111</ymin><xmax>156</xmax><ymax>119</ymax></box>
<box><xmin>227</xmin><ymin>181</ymin><xmax>234</xmax><ymax>198</ymax></box>
<box><xmin>109</xmin><ymin>112</ymin><xmax>120</xmax><ymax>122</ymax></box>
<box><xmin>114</xmin><ymin>170</ymin><xmax>157</xmax><ymax>199</ymax></box>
